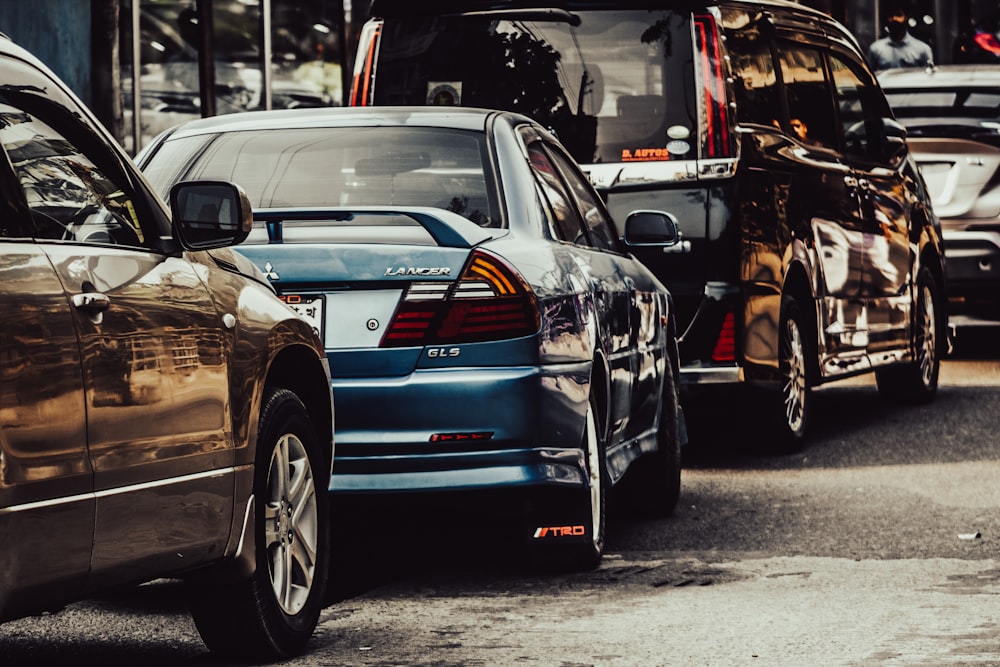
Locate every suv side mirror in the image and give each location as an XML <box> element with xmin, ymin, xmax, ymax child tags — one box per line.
<box><xmin>883</xmin><ymin>117</ymin><xmax>909</xmax><ymax>167</ymax></box>
<box><xmin>623</xmin><ymin>210</ymin><xmax>681</xmax><ymax>247</ymax></box>
<box><xmin>170</xmin><ymin>181</ymin><xmax>253</xmax><ymax>250</ymax></box>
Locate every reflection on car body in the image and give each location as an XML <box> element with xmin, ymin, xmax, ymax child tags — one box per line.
<box><xmin>0</xmin><ymin>34</ymin><xmax>335</xmax><ymax>662</ymax></box>
<box><xmin>138</xmin><ymin>106</ymin><xmax>685</xmax><ymax>570</ymax></box>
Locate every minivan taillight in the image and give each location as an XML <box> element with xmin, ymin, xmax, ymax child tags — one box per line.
<box><xmin>380</xmin><ymin>249</ymin><xmax>540</xmax><ymax>347</ymax></box>
<box><xmin>694</xmin><ymin>13</ymin><xmax>734</xmax><ymax>159</ymax></box>
<box><xmin>350</xmin><ymin>21</ymin><xmax>382</xmax><ymax>107</ymax></box>
<box><xmin>711</xmin><ymin>310</ymin><xmax>737</xmax><ymax>362</ymax></box>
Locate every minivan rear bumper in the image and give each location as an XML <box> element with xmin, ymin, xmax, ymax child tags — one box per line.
<box><xmin>680</xmin><ymin>364</ymin><xmax>742</xmax><ymax>384</ymax></box>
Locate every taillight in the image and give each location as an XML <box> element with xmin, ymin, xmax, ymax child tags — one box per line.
<box><xmin>711</xmin><ymin>310</ymin><xmax>736</xmax><ymax>362</ymax></box>
<box><xmin>350</xmin><ymin>21</ymin><xmax>382</xmax><ymax>107</ymax></box>
<box><xmin>380</xmin><ymin>249</ymin><xmax>540</xmax><ymax>347</ymax></box>
<box><xmin>694</xmin><ymin>13</ymin><xmax>734</xmax><ymax>159</ymax></box>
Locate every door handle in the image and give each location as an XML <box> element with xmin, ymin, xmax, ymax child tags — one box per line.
<box><xmin>843</xmin><ymin>174</ymin><xmax>860</xmax><ymax>198</ymax></box>
<box><xmin>72</xmin><ymin>291</ymin><xmax>110</xmax><ymax>324</ymax></box>
<box><xmin>857</xmin><ymin>178</ymin><xmax>873</xmax><ymax>201</ymax></box>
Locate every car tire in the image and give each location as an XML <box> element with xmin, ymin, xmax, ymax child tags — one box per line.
<box><xmin>770</xmin><ymin>295</ymin><xmax>812</xmax><ymax>451</ymax></box>
<box><xmin>566</xmin><ymin>391</ymin><xmax>608</xmax><ymax>570</ymax></box>
<box><xmin>531</xmin><ymin>390</ymin><xmax>608</xmax><ymax>572</ymax></box>
<box><xmin>619</xmin><ymin>353</ymin><xmax>682</xmax><ymax>517</ymax></box>
<box><xmin>188</xmin><ymin>387</ymin><xmax>330</xmax><ymax>661</ymax></box>
<box><xmin>875</xmin><ymin>266</ymin><xmax>941</xmax><ymax>404</ymax></box>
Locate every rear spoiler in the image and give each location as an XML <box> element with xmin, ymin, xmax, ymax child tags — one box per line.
<box><xmin>252</xmin><ymin>206</ymin><xmax>498</xmax><ymax>249</ymax></box>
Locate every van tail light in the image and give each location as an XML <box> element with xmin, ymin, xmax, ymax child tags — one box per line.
<box><xmin>694</xmin><ymin>13</ymin><xmax>734</xmax><ymax>159</ymax></box>
<box><xmin>350</xmin><ymin>21</ymin><xmax>382</xmax><ymax>107</ymax></box>
<box><xmin>711</xmin><ymin>310</ymin><xmax>737</xmax><ymax>362</ymax></box>
<box><xmin>380</xmin><ymin>249</ymin><xmax>540</xmax><ymax>347</ymax></box>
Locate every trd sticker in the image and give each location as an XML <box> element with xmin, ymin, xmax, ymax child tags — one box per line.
<box><xmin>533</xmin><ymin>525</ymin><xmax>586</xmax><ymax>538</ymax></box>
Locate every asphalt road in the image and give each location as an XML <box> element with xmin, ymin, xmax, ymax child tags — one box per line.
<box><xmin>2</xmin><ymin>329</ymin><xmax>998</xmax><ymax>666</ymax></box>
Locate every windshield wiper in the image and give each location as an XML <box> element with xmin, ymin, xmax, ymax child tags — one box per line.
<box><xmin>447</xmin><ymin>8</ymin><xmax>580</xmax><ymax>26</ymax></box>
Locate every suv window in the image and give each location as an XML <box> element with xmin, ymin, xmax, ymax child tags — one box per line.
<box><xmin>727</xmin><ymin>23</ymin><xmax>782</xmax><ymax>127</ymax></box>
<box><xmin>777</xmin><ymin>43</ymin><xmax>838</xmax><ymax>150</ymax></box>
<box><xmin>0</xmin><ymin>99</ymin><xmax>145</xmax><ymax>246</ymax></box>
<box><xmin>829</xmin><ymin>53</ymin><xmax>890</xmax><ymax>161</ymax></box>
<box><xmin>0</xmin><ymin>60</ymin><xmax>156</xmax><ymax>247</ymax></box>
<box><xmin>369</xmin><ymin>11</ymin><xmax>694</xmax><ymax>165</ymax></box>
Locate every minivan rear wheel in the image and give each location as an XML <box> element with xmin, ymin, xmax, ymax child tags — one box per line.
<box><xmin>876</xmin><ymin>267</ymin><xmax>941</xmax><ymax>404</ymax></box>
<box><xmin>770</xmin><ymin>296</ymin><xmax>812</xmax><ymax>451</ymax></box>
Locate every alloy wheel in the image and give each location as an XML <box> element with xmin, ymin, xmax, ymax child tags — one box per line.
<box><xmin>265</xmin><ymin>432</ymin><xmax>319</xmax><ymax>616</ymax></box>
<box><xmin>917</xmin><ymin>283</ymin><xmax>936</xmax><ymax>387</ymax></box>
<box><xmin>783</xmin><ymin>317</ymin><xmax>807</xmax><ymax>434</ymax></box>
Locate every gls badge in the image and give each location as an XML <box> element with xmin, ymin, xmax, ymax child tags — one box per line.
<box><xmin>427</xmin><ymin>347</ymin><xmax>460</xmax><ymax>358</ymax></box>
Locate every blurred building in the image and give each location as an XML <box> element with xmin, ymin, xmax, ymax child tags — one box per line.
<box><xmin>1</xmin><ymin>0</ymin><xmax>995</xmax><ymax>155</ymax></box>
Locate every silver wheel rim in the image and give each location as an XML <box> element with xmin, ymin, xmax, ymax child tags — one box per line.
<box><xmin>584</xmin><ymin>402</ymin><xmax>602</xmax><ymax>547</ymax></box>
<box><xmin>265</xmin><ymin>432</ymin><xmax>318</xmax><ymax>616</ymax></box>
<box><xmin>917</xmin><ymin>284</ymin><xmax>936</xmax><ymax>387</ymax></box>
<box><xmin>783</xmin><ymin>317</ymin><xmax>807</xmax><ymax>434</ymax></box>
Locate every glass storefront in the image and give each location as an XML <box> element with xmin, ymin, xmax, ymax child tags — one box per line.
<box><xmin>120</xmin><ymin>0</ymin><xmax>348</xmax><ymax>154</ymax></box>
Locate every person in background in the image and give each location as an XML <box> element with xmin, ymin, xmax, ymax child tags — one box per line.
<box><xmin>867</xmin><ymin>6</ymin><xmax>934</xmax><ymax>70</ymax></box>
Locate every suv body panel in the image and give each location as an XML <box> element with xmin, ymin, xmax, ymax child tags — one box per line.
<box><xmin>0</xmin><ymin>36</ymin><xmax>334</xmax><ymax>624</ymax></box>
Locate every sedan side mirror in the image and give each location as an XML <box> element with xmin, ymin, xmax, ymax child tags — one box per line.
<box><xmin>170</xmin><ymin>181</ymin><xmax>254</xmax><ymax>250</ymax></box>
<box><xmin>622</xmin><ymin>210</ymin><xmax>681</xmax><ymax>247</ymax></box>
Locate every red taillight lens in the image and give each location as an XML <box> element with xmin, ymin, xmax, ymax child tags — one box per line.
<box><xmin>694</xmin><ymin>13</ymin><xmax>734</xmax><ymax>159</ymax></box>
<box><xmin>711</xmin><ymin>310</ymin><xmax>736</xmax><ymax>362</ymax></box>
<box><xmin>429</xmin><ymin>432</ymin><xmax>493</xmax><ymax>443</ymax></box>
<box><xmin>380</xmin><ymin>250</ymin><xmax>540</xmax><ymax>347</ymax></box>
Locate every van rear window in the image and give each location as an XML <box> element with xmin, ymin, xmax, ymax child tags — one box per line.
<box><xmin>371</xmin><ymin>11</ymin><xmax>696</xmax><ymax>165</ymax></box>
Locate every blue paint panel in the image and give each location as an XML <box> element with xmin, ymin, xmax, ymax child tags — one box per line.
<box><xmin>0</xmin><ymin>1</ymin><xmax>92</xmax><ymax>105</ymax></box>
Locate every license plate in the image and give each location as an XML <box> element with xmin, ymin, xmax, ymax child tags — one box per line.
<box><xmin>280</xmin><ymin>294</ymin><xmax>324</xmax><ymax>340</ymax></box>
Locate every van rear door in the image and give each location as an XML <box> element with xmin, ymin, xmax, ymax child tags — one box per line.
<box><xmin>352</xmin><ymin>6</ymin><xmax>712</xmax><ymax>334</ymax></box>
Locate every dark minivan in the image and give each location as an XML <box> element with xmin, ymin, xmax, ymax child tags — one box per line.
<box><xmin>349</xmin><ymin>0</ymin><xmax>947</xmax><ymax>448</ymax></box>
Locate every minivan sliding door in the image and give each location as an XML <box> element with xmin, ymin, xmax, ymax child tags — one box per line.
<box><xmin>827</xmin><ymin>52</ymin><xmax>912</xmax><ymax>357</ymax></box>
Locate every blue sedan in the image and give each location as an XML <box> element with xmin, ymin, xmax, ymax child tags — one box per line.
<box><xmin>138</xmin><ymin>106</ymin><xmax>684</xmax><ymax>569</ymax></box>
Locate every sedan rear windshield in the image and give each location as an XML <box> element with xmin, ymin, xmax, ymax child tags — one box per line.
<box><xmin>883</xmin><ymin>87</ymin><xmax>1000</xmax><ymax>145</ymax></box>
<box><xmin>370</xmin><ymin>11</ymin><xmax>695</xmax><ymax>165</ymax></box>
<box><xmin>143</xmin><ymin>126</ymin><xmax>500</xmax><ymax>227</ymax></box>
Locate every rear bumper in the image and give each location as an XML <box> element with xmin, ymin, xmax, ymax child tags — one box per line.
<box><xmin>677</xmin><ymin>281</ymin><xmax>746</xmax><ymax>386</ymax></box>
<box><xmin>680</xmin><ymin>364</ymin><xmax>742</xmax><ymax>385</ymax></box>
<box><xmin>331</xmin><ymin>447</ymin><xmax>587</xmax><ymax>493</ymax></box>
<box><xmin>327</xmin><ymin>362</ymin><xmax>591</xmax><ymax>494</ymax></box>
